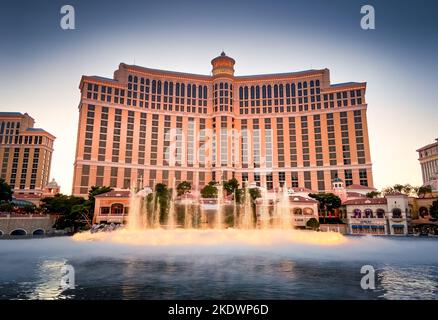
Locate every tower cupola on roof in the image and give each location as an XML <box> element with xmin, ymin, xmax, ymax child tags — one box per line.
<box><xmin>211</xmin><ymin>51</ymin><xmax>235</xmax><ymax>77</ymax></box>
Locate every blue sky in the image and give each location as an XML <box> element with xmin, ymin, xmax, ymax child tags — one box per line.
<box><xmin>1</xmin><ymin>0</ymin><xmax>437</xmax><ymax>193</ymax></box>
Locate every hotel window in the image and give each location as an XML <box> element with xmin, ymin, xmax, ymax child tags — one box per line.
<box><xmin>110</xmin><ymin>167</ymin><xmax>118</xmax><ymax>187</ymax></box>
<box><xmin>150</xmin><ymin>114</ymin><xmax>159</xmax><ymax>165</ymax></box>
<box><xmin>80</xmin><ymin>165</ymin><xmax>90</xmax><ymax>194</ymax></box>
<box><xmin>304</xmin><ymin>171</ymin><xmax>311</xmax><ymax>190</ymax></box>
<box><xmin>112</xmin><ymin>109</ymin><xmax>122</xmax><ymax>163</ymax></box>
<box><xmin>187</xmin><ymin>118</ymin><xmax>195</xmax><ymax>167</ymax></box>
<box><xmin>313</xmin><ymin>115</ymin><xmax>323</xmax><ymax>166</ymax></box>
<box><xmin>354</xmin><ymin>110</ymin><xmax>366</xmax><ymax>164</ymax></box>
<box><xmin>83</xmin><ymin>105</ymin><xmax>95</xmax><ymax>160</ymax></box>
<box><xmin>123</xmin><ymin>168</ymin><xmax>131</xmax><ymax>189</ymax></box>
<box><xmin>317</xmin><ymin>170</ymin><xmax>325</xmax><ymax>192</ymax></box>
<box><xmin>175</xmin><ymin>116</ymin><xmax>183</xmax><ymax>166</ymax></box>
<box><xmin>124</xmin><ymin>111</ymin><xmax>134</xmax><ymax>164</ymax></box>
<box><xmin>276</xmin><ymin>118</ymin><xmax>285</xmax><ymax>167</ymax></box>
<box><xmin>98</xmin><ymin>107</ymin><xmax>108</xmax><ymax>161</ymax></box>
<box><xmin>344</xmin><ymin>169</ymin><xmax>353</xmax><ymax>187</ymax></box>
<box><xmin>163</xmin><ymin>115</ymin><xmax>171</xmax><ymax>165</ymax></box>
<box><xmin>198</xmin><ymin>119</ymin><xmax>206</xmax><ymax>168</ymax></box>
<box><xmin>279</xmin><ymin>171</ymin><xmax>286</xmax><ymax>187</ymax></box>
<box><xmin>220</xmin><ymin>116</ymin><xmax>228</xmax><ymax>166</ymax></box>
<box><xmin>96</xmin><ymin>166</ymin><xmax>104</xmax><ymax>186</ymax></box>
<box><xmin>266</xmin><ymin>173</ymin><xmax>273</xmax><ymax>190</ymax></box>
<box><xmin>265</xmin><ymin>119</ymin><xmax>273</xmax><ymax>169</ymax></box>
<box><xmin>291</xmin><ymin>172</ymin><xmax>299</xmax><ymax>188</ymax></box>
<box><xmin>149</xmin><ymin>169</ymin><xmax>156</xmax><ymax>188</ymax></box>
<box><xmin>301</xmin><ymin>116</ymin><xmax>310</xmax><ymax>167</ymax></box>
<box><xmin>138</xmin><ymin>113</ymin><xmax>147</xmax><ymax>165</ymax></box>
<box><xmin>254</xmin><ymin>173</ymin><xmax>260</xmax><ymax>186</ymax></box>
<box><xmin>359</xmin><ymin>169</ymin><xmax>368</xmax><ymax>186</ymax></box>
<box><xmin>241</xmin><ymin>120</ymin><xmax>248</xmax><ymax>168</ymax></box>
<box><xmin>253</xmin><ymin>119</ymin><xmax>260</xmax><ymax>168</ymax></box>
<box><xmin>340</xmin><ymin>112</ymin><xmax>351</xmax><ymax>165</ymax></box>
<box><xmin>327</xmin><ymin>113</ymin><xmax>337</xmax><ymax>166</ymax></box>
<box><xmin>288</xmin><ymin>117</ymin><xmax>297</xmax><ymax>167</ymax></box>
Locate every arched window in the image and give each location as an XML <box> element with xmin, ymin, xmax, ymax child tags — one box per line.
<box><xmin>111</xmin><ymin>203</ymin><xmax>124</xmax><ymax>215</ymax></box>
<box><xmin>286</xmin><ymin>84</ymin><xmax>290</xmax><ymax>97</ymax></box>
<box><xmin>192</xmin><ymin>85</ymin><xmax>196</xmax><ymax>98</ymax></box>
<box><xmin>279</xmin><ymin>84</ymin><xmax>284</xmax><ymax>97</ymax></box>
<box><xmin>303</xmin><ymin>207</ymin><xmax>314</xmax><ymax>215</ymax></box>
<box><xmin>157</xmin><ymin>80</ymin><xmax>162</xmax><ymax>94</ymax></box>
<box><xmin>376</xmin><ymin>209</ymin><xmax>385</xmax><ymax>218</ymax></box>
<box><xmin>316</xmin><ymin>80</ymin><xmax>320</xmax><ymax>86</ymax></box>
<box><xmin>291</xmin><ymin>83</ymin><xmax>296</xmax><ymax>97</ymax></box>
<box><xmin>128</xmin><ymin>75</ymin><xmax>133</xmax><ymax>82</ymax></box>
<box><xmin>33</xmin><ymin>229</ymin><xmax>44</xmax><ymax>236</ymax></box>
<box><xmin>198</xmin><ymin>85</ymin><xmax>202</xmax><ymax>99</ymax></box>
<box><xmin>298</xmin><ymin>82</ymin><xmax>302</xmax><ymax>89</ymax></box>
<box><xmin>364</xmin><ymin>208</ymin><xmax>373</xmax><ymax>218</ymax></box>
<box><xmin>419</xmin><ymin>207</ymin><xmax>429</xmax><ymax>218</ymax></box>
<box><xmin>274</xmin><ymin>85</ymin><xmax>279</xmax><ymax>98</ymax></box>
<box><xmin>293</xmin><ymin>208</ymin><xmax>303</xmax><ymax>215</ymax></box>
<box><xmin>181</xmin><ymin>83</ymin><xmax>185</xmax><ymax>97</ymax></box>
<box><xmin>10</xmin><ymin>229</ymin><xmax>27</xmax><ymax>236</ymax></box>
<box><xmin>392</xmin><ymin>208</ymin><xmax>402</xmax><ymax>219</ymax></box>
<box><xmin>303</xmin><ymin>81</ymin><xmax>307</xmax><ymax>88</ymax></box>
<box><xmin>244</xmin><ymin>86</ymin><xmax>249</xmax><ymax>100</ymax></box>
<box><xmin>169</xmin><ymin>82</ymin><xmax>173</xmax><ymax>95</ymax></box>
<box><xmin>203</xmin><ymin>86</ymin><xmax>208</xmax><ymax>99</ymax></box>
<box><xmin>152</xmin><ymin>80</ymin><xmax>156</xmax><ymax>94</ymax></box>
<box><xmin>256</xmin><ymin>86</ymin><xmax>260</xmax><ymax>99</ymax></box>
<box><xmin>239</xmin><ymin>87</ymin><xmax>243</xmax><ymax>100</ymax></box>
<box><xmin>176</xmin><ymin>83</ymin><xmax>180</xmax><ymax>96</ymax></box>
<box><xmin>267</xmin><ymin>85</ymin><xmax>272</xmax><ymax>98</ymax></box>
<box><xmin>164</xmin><ymin>81</ymin><xmax>168</xmax><ymax>95</ymax></box>
<box><xmin>134</xmin><ymin>76</ymin><xmax>138</xmax><ymax>83</ymax></box>
<box><xmin>310</xmin><ymin>80</ymin><xmax>314</xmax><ymax>87</ymax></box>
<box><xmin>224</xmin><ymin>83</ymin><xmax>228</xmax><ymax>90</ymax></box>
<box><xmin>353</xmin><ymin>209</ymin><xmax>361</xmax><ymax>218</ymax></box>
<box><xmin>262</xmin><ymin>85</ymin><xmax>267</xmax><ymax>99</ymax></box>
<box><xmin>187</xmin><ymin>84</ymin><xmax>191</xmax><ymax>97</ymax></box>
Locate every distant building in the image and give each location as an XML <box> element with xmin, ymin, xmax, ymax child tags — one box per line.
<box><xmin>417</xmin><ymin>138</ymin><xmax>438</xmax><ymax>190</ymax></box>
<box><xmin>344</xmin><ymin>193</ymin><xmax>409</xmax><ymax>235</ymax></box>
<box><xmin>0</xmin><ymin>112</ymin><xmax>55</xmax><ymax>196</ymax></box>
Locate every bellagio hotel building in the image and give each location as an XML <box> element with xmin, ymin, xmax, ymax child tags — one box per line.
<box><xmin>72</xmin><ymin>52</ymin><xmax>373</xmax><ymax>196</ymax></box>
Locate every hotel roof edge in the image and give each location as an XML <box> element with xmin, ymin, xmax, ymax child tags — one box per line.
<box><xmin>417</xmin><ymin>139</ymin><xmax>438</xmax><ymax>152</ymax></box>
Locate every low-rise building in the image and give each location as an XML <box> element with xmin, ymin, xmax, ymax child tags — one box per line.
<box><xmin>344</xmin><ymin>193</ymin><xmax>409</xmax><ymax>235</ymax></box>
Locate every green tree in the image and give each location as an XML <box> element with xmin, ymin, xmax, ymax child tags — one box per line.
<box><xmin>40</xmin><ymin>194</ymin><xmax>87</xmax><ymax>230</ymax></box>
<box><xmin>176</xmin><ymin>181</ymin><xmax>191</xmax><ymax>196</ymax></box>
<box><xmin>223</xmin><ymin>178</ymin><xmax>239</xmax><ymax>195</ymax></box>
<box><xmin>0</xmin><ymin>202</ymin><xmax>14</xmax><ymax>212</ymax></box>
<box><xmin>366</xmin><ymin>191</ymin><xmax>381</xmax><ymax>198</ymax></box>
<box><xmin>201</xmin><ymin>181</ymin><xmax>218</xmax><ymax>198</ymax></box>
<box><xmin>0</xmin><ymin>178</ymin><xmax>13</xmax><ymax>202</ymax></box>
<box><xmin>417</xmin><ymin>185</ymin><xmax>432</xmax><ymax>199</ymax></box>
<box><xmin>23</xmin><ymin>204</ymin><xmax>36</xmax><ymax>214</ymax></box>
<box><xmin>306</xmin><ymin>217</ymin><xmax>320</xmax><ymax>230</ymax></box>
<box><xmin>309</xmin><ymin>193</ymin><xmax>342</xmax><ymax>217</ymax></box>
<box><xmin>248</xmin><ymin>188</ymin><xmax>261</xmax><ymax>201</ymax></box>
<box><xmin>430</xmin><ymin>200</ymin><xmax>438</xmax><ymax>219</ymax></box>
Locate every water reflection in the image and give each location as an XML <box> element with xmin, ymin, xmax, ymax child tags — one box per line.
<box><xmin>378</xmin><ymin>265</ymin><xmax>438</xmax><ymax>300</ymax></box>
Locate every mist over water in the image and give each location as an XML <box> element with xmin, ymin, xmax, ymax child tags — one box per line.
<box><xmin>1</xmin><ymin>235</ymin><xmax>438</xmax><ymax>300</ymax></box>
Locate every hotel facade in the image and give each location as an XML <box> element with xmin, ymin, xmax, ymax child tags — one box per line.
<box><xmin>417</xmin><ymin>138</ymin><xmax>438</xmax><ymax>188</ymax></box>
<box><xmin>0</xmin><ymin>112</ymin><xmax>55</xmax><ymax>195</ymax></box>
<box><xmin>72</xmin><ymin>53</ymin><xmax>373</xmax><ymax>196</ymax></box>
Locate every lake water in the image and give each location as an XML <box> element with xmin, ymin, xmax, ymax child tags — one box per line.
<box><xmin>1</xmin><ymin>233</ymin><xmax>438</xmax><ymax>300</ymax></box>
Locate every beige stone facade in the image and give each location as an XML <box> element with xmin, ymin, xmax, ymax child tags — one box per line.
<box><xmin>0</xmin><ymin>112</ymin><xmax>55</xmax><ymax>195</ymax></box>
<box><xmin>73</xmin><ymin>53</ymin><xmax>373</xmax><ymax>196</ymax></box>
